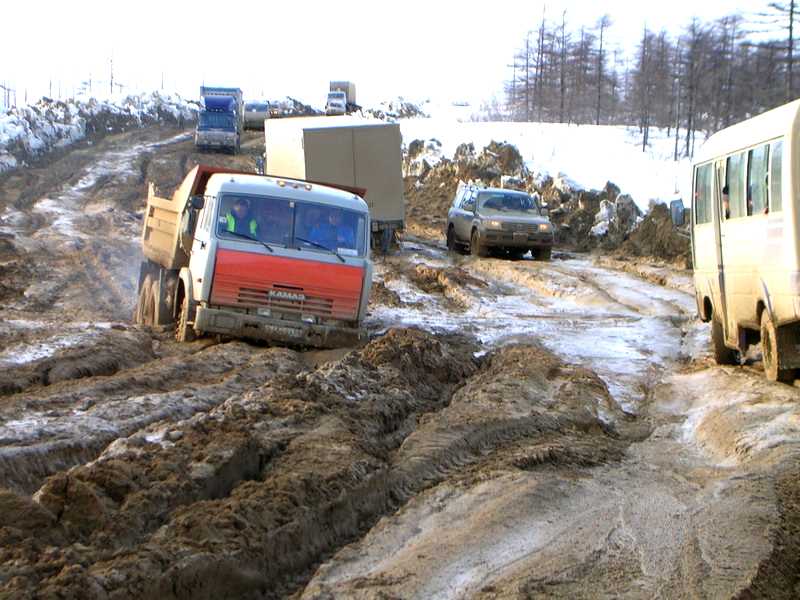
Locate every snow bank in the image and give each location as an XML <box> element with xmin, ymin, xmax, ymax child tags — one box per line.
<box><xmin>0</xmin><ymin>91</ymin><xmax>197</xmax><ymax>174</ymax></box>
<box><xmin>398</xmin><ymin>119</ymin><xmax>692</xmax><ymax>211</ymax></box>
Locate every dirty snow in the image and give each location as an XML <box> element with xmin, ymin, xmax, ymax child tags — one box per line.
<box><xmin>0</xmin><ymin>91</ymin><xmax>196</xmax><ymax>174</ymax></box>
<box><xmin>399</xmin><ymin>120</ymin><xmax>692</xmax><ymax>211</ymax></box>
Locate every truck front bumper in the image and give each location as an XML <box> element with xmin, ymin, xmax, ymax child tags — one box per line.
<box><xmin>482</xmin><ymin>230</ymin><xmax>554</xmax><ymax>248</ymax></box>
<box><xmin>194</xmin><ymin>306</ymin><xmax>365</xmax><ymax>348</ymax></box>
<box><xmin>195</xmin><ymin>134</ymin><xmax>236</xmax><ymax>149</ymax></box>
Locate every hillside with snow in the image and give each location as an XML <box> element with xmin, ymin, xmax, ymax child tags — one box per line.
<box><xmin>399</xmin><ymin>118</ymin><xmax>693</xmax><ymax>210</ymax></box>
<box><xmin>0</xmin><ymin>91</ymin><xmax>196</xmax><ymax>173</ymax></box>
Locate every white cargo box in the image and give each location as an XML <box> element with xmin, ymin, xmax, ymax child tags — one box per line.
<box><xmin>265</xmin><ymin>117</ymin><xmax>404</xmax><ymax>229</ymax></box>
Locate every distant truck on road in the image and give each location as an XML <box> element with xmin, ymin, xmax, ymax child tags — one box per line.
<box><xmin>195</xmin><ymin>86</ymin><xmax>243</xmax><ymax>153</ymax></box>
<box><xmin>326</xmin><ymin>81</ymin><xmax>358</xmax><ymax>115</ymax></box>
<box><xmin>264</xmin><ymin>117</ymin><xmax>404</xmax><ymax>251</ymax></box>
<box><xmin>133</xmin><ymin>165</ymin><xmax>372</xmax><ymax>348</ymax></box>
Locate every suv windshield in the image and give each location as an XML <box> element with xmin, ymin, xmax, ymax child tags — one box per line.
<box><xmin>246</xmin><ymin>103</ymin><xmax>269</xmax><ymax>112</ymax></box>
<box><xmin>199</xmin><ymin>112</ymin><xmax>235</xmax><ymax>130</ymax></box>
<box><xmin>477</xmin><ymin>191</ymin><xmax>540</xmax><ymax>217</ymax></box>
<box><xmin>216</xmin><ymin>193</ymin><xmax>367</xmax><ymax>257</ymax></box>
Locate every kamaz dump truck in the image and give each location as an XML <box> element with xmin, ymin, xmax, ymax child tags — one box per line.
<box><xmin>264</xmin><ymin>117</ymin><xmax>404</xmax><ymax>251</ymax></box>
<box><xmin>133</xmin><ymin>165</ymin><xmax>372</xmax><ymax>348</ymax></box>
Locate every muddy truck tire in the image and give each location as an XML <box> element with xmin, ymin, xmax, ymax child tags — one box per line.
<box><xmin>175</xmin><ymin>292</ymin><xmax>197</xmax><ymax>342</ymax></box>
<box><xmin>133</xmin><ymin>260</ymin><xmax>179</xmax><ymax>329</ymax></box>
<box><xmin>470</xmin><ymin>229</ymin><xmax>488</xmax><ymax>258</ymax></box>
<box><xmin>761</xmin><ymin>311</ymin><xmax>794</xmax><ymax>382</ymax></box>
<box><xmin>711</xmin><ymin>317</ymin><xmax>738</xmax><ymax>366</ymax></box>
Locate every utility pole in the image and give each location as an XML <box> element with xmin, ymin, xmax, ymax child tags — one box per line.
<box><xmin>110</xmin><ymin>56</ymin><xmax>114</xmax><ymax>95</ymax></box>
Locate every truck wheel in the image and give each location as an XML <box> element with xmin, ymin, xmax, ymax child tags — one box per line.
<box><xmin>761</xmin><ymin>311</ymin><xmax>794</xmax><ymax>382</ymax></box>
<box><xmin>470</xmin><ymin>229</ymin><xmax>488</xmax><ymax>258</ymax></box>
<box><xmin>175</xmin><ymin>294</ymin><xmax>196</xmax><ymax>342</ymax></box>
<box><xmin>446</xmin><ymin>226</ymin><xmax>457</xmax><ymax>252</ymax></box>
<box><xmin>711</xmin><ymin>317</ymin><xmax>737</xmax><ymax>365</ymax></box>
<box><xmin>134</xmin><ymin>275</ymin><xmax>156</xmax><ymax>326</ymax></box>
<box><xmin>535</xmin><ymin>247</ymin><xmax>552</xmax><ymax>261</ymax></box>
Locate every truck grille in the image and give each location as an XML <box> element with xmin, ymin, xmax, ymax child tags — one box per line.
<box><xmin>237</xmin><ymin>285</ymin><xmax>334</xmax><ymax>317</ymax></box>
<box><xmin>501</xmin><ymin>222</ymin><xmax>539</xmax><ymax>234</ymax></box>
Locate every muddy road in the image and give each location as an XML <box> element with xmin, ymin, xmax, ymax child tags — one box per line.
<box><xmin>0</xmin><ymin>126</ymin><xmax>798</xmax><ymax>599</ymax></box>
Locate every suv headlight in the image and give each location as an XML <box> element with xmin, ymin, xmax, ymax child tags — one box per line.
<box><xmin>538</xmin><ymin>223</ymin><xmax>553</xmax><ymax>232</ymax></box>
<box><xmin>485</xmin><ymin>220</ymin><xmax>503</xmax><ymax>230</ymax></box>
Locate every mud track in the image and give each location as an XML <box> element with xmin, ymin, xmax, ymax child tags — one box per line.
<box><xmin>1</xmin><ymin>126</ymin><xmax>799</xmax><ymax>599</ymax></box>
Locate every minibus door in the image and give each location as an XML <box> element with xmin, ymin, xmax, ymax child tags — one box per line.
<box><xmin>714</xmin><ymin>162</ymin><xmax>736</xmax><ymax>347</ymax></box>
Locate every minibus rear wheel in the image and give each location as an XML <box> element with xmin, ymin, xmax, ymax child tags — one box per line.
<box><xmin>760</xmin><ymin>312</ymin><xmax>794</xmax><ymax>383</ymax></box>
<box><xmin>711</xmin><ymin>318</ymin><xmax>737</xmax><ymax>365</ymax></box>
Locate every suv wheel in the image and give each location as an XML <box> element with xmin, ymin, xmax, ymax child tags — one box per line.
<box><xmin>470</xmin><ymin>229</ymin><xmax>488</xmax><ymax>257</ymax></box>
<box><xmin>446</xmin><ymin>226</ymin><xmax>457</xmax><ymax>252</ymax></box>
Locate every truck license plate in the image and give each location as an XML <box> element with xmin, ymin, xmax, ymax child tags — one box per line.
<box><xmin>513</xmin><ymin>232</ymin><xmax>527</xmax><ymax>242</ymax></box>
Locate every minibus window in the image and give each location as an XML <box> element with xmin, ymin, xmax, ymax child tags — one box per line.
<box><xmin>770</xmin><ymin>140</ymin><xmax>783</xmax><ymax>212</ymax></box>
<box><xmin>726</xmin><ymin>152</ymin><xmax>747</xmax><ymax>219</ymax></box>
<box><xmin>693</xmin><ymin>164</ymin><xmax>712</xmax><ymax>225</ymax></box>
<box><xmin>747</xmin><ymin>145</ymin><xmax>769</xmax><ymax>216</ymax></box>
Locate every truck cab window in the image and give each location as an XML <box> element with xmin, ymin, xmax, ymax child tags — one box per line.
<box><xmin>693</xmin><ymin>163</ymin><xmax>712</xmax><ymax>225</ymax></box>
<box><xmin>770</xmin><ymin>140</ymin><xmax>783</xmax><ymax>212</ymax></box>
<box><xmin>747</xmin><ymin>145</ymin><xmax>769</xmax><ymax>216</ymax></box>
<box><xmin>295</xmin><ymin>203</ymin><xmax>367</xmax><ymax>256</ymax></box>
<box><xmin>726</xmin><ymin>152</ymin><xmax>747</xmax><ymax>219</ymax></box>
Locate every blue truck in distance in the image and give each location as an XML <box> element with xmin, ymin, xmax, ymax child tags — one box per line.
<box><xmin>195</xmin><ymin>86</ymin><xmax>244</xmax><ymax>154</ymax></box>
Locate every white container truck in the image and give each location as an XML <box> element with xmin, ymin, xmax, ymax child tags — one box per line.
<box><xmin>326</xmin><ymin>81</ymin><xmax>358</xmax><ymax>115</ymax></box>
<box><xmin>265</xmin><ymin>117</ymin><xmax>404</xmax><ymax>250</ymax></box>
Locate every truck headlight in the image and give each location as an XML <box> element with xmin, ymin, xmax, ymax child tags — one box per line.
<box><xmin>538</xmin><ymin>223</ymin><xmax>553</xmax><ymax>232</ymax></box>
<box><xmin>485</xmin><ymin>220</ymin><xmax>503</xmax><ymax>230</ymax></box>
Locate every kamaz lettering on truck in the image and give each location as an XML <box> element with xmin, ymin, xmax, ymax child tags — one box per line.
<box><xmin>133</xmin><ymin>165</ymin><xmax>372</xmax><ymax>348</ymax></box>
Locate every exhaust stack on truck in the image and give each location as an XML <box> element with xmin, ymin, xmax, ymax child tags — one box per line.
<box><xmin>264</xmin><ymin>117</ymin><xmax>405</xmax><ymax>251</ymax></box>
<box><xmin>133</xmin><ymin>165</ymin><xmax>372</xmax><ymax>348</ymax></box>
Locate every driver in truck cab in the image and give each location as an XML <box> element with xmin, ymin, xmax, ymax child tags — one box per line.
<box><xmin>223</xmin><ymin>197</ymin><xmax>258</xmax><ymax>237</ymax></box>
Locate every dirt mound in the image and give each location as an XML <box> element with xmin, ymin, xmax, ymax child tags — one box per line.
<box><xmin>0</xmin><ymin>330</ymin><xmax>632</xmax><ymax>600</ymax></box>
<box><xmin>0</xmin><ymin>328</ymin><xmax>479</xmax><ymax>599</ymax></box>
<box><xmin>618</xmin><ymin>203</ymin><xmax>691</xmax><ymax>267</ymax></box>
<box><xmin>0</xmin><ymin>327</ymin><xmax>155</xmax><ymax>396</ymax></box>
<box><xmin>403</xmin><ymin>140</ymin><xmax>532</xmax><ymax>236</ymax></box>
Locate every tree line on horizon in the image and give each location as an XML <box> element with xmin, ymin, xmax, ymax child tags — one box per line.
<box><xmin>494</xmin><ymin>2</ymin><xmax>798</xmax><ymax>158</ymax></box>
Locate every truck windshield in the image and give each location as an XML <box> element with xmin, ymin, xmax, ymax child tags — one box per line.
<box><xmin>216</xmin><ymin>194</ymin><xmax>367</xmax><ymax>257</ymax></box>
<box><xmin>199</xmin><ymin>112</ymin><xmax>235</xmax><ymax>130</ymax></box>
<box><xmin>477</xmin><ymin>192</ymin><xmax>540</xmax><ymax>216</ymax></box>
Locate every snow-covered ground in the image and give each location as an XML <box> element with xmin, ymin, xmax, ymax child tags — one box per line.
<box><xmin>399</xmin><ymin>118</ymin><xmax>693</xmax><ymax>210</ymax></box>
<box><xmin>0</xmin><ymin>91</ymin><xmax>196</xmax><ymax>173</ymax></box>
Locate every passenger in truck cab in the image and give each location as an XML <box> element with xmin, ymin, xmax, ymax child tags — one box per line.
<box><xmin>309</xmin><ymin>208</ymin><xmax>355</xmax><ymax>250</ymax></box>
<box><xmin>222</xmin><ymin>197</ymin><xmax>258</xmax><ymax>237</ymax></box>
<box><xmin>256</xmin><ymin>199</ymin><xmax>292</xmax><ymax>245</ymax></box>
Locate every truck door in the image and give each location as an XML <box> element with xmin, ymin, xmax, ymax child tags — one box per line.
<box><xmin>713</xmin><ymin>161</ymin><xmax>736</xmax><ymax>347</ymax></box>
<box><xmin>457</xmin><ymin>191</ymin><xmax>477</xmax><ymax>242</ymax></box>
<box><xmin>188</xmin><ymin>198</ymin><xmax>216</xmax><ymax>304</ymax></box>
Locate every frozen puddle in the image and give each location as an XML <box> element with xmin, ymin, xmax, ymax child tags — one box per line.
<box><xmin>0</xmin><ymin>321</ymin><xmax>117</xmax><ymax>367</ymax></box>
<box><xmin>371</xmin><ymin>247</ymin><xmax>703</xmax><ymax>413</ymax></box>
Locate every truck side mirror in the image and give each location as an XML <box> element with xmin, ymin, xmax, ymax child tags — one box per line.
<box><xmin>540</xmin><ymin>207</ymin><xmax>549</xmax><ymax>217</ymax></box>
<box><xmin>190</xmin><ymin>195</ymin><xmax>205</xmax><ymax>210</ymax></box>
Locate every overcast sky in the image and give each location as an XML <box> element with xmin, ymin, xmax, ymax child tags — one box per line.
<box><xmin>2</xmin><ymin>0</ymin><xmax>769</xmax><ymax>108</ymax></box>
